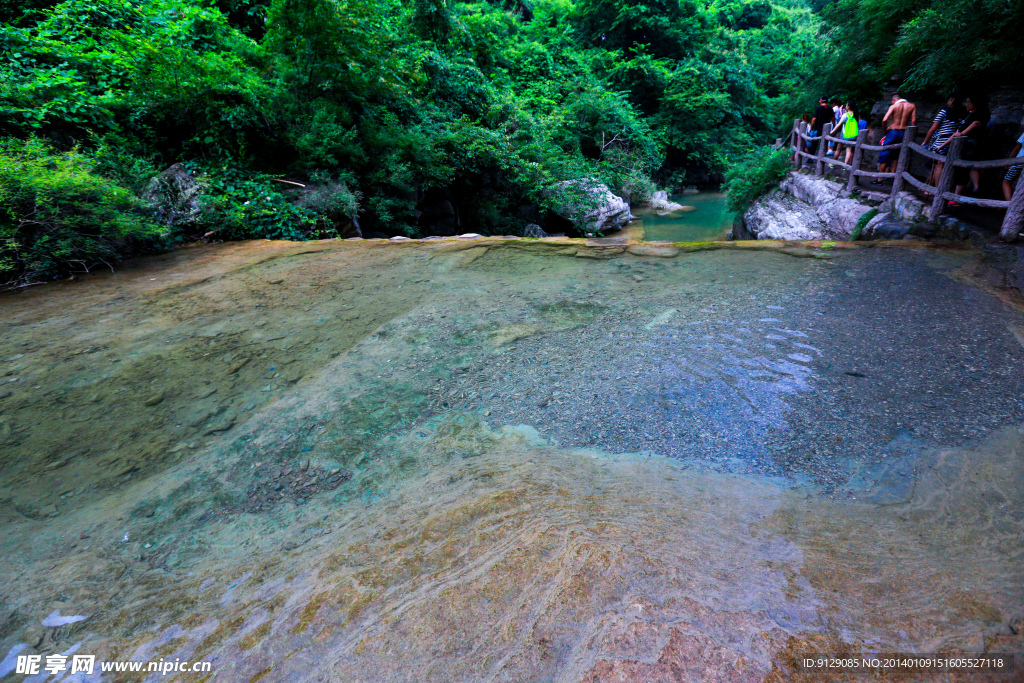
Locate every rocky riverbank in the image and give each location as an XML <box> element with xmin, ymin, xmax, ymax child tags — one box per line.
<box><xmin>731</xmin><ymin>170</ymin><xmax>1024</xmax><ymax>299</ymax></box>
<box><xmin>732</xmin><ymin>171</ymin><xmax>976</xmax><ymax>242</ymax></box>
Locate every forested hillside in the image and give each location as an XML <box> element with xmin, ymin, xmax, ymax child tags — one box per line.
<box><xmin>812</xmin><ymin>0</ymin><xmax>1024</xmax><ymax>101</ymax></box>
<box><xmin>1</xmin><ymin>0</ymin><xmax>821</xmax><ymax>285</ymax></box>
<box><xmin>4</xmin><ymin>0</ymin><xmax>1021</xmax><ymax>287</ymax></box>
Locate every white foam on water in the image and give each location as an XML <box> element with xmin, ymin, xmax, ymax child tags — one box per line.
<box><xmin>41</xmin><ymin>610</ymin><xmax>89</xmax><ymax>627</ymax></box>
<box><xmin>0</xmin><ymin>644</ymin><xmax>27</xmax><ymax>678</ymax></box>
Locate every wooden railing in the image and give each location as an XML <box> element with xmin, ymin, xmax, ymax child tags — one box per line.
<box><xmin>783</xmin><ymin>120</ymin><xmax>1024</xmax><ymax>242</ymax></box>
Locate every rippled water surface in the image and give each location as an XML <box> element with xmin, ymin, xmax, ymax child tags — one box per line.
<box><xmin>1</xmin><ymin>239</ymin><xmax>1022</xmax><ymax>681</ymax></box>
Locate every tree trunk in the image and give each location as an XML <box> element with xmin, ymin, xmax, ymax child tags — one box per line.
<box><xmin>1001</xmin><ymin>175</ymin><xmax>1024</xmax><ymax>241</ymax></box>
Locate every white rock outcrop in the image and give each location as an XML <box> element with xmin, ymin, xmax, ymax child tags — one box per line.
<box><xmin>739</xmin><ymin>172</ymin><xmax>872</xmax><ymax>240</ymax></box>
<box><xmin>644</xmin><ymin>190</ymin><xmax>695</xmax><ymax>216</ymax></box>
<box><xmin>742</xmin><ymin>191</ymin><xmax>826</xmax><ymax>241</ymax></box>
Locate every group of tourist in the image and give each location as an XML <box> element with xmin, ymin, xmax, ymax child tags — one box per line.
<box><xmin>802</xmin><ymin>97</ymin><xmax>866</xmax><ymax>165</ymax></box>
<box><xmin>800</xmin><ymin>91</ymin><xmax>1024</xmax><ymax>207</ymax></box>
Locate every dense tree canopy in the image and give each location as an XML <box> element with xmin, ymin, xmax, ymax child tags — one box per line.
<box><xmin>1</xmin><ymin>0</ymin><xmax>822</xmax><ymax>285</ymax></box>
<box><xmin>811</xmin><ymin>0</ymin><xmax>1024</xmax><ymax>101</ymax></box>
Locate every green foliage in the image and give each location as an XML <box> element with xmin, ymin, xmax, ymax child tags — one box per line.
<box><xmin>722</xmin><ymin>145</ymin><xmax>791</xmax><ymax>213</ymax></box>
<box><xmin>0</xmin><ymin>0</ymin><xmax>270</xmax><ymax>156</ymax></box>
<box><xmin>850</xmin><ymin>207</ymin><xmax>877</xmax><ymax>241</ymax></box>
<box><xmin>2</xmin><ymin>0</ymin><xmax>826</xmax><ymax>272</ymax></box>
<box><xmin>412</xmin><ymin>0</ymin><xmax>458</xmax><ymax>44</ymax></box>
<box><xmin>814</xmin><ymin>0</ymin><xmax>1024</xmax><ymax>97</ymax></box>
<box><xmin>0</xmin><ymin>137</ymin><xmax>164</xmax><ymax>288</ymax></box>
<box><xmin>190</xmin><ymin>165</ymin><xmax>341</xmax><ymax>241</ymax></box>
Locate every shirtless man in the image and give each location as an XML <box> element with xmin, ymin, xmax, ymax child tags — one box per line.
<box><xmin>873</xmin><ymin>92</ymin><xmax>917</xmax><ymax>183</ymax></box>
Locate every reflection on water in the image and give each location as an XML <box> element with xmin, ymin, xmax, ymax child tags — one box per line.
<box><xmin>1</xmin><ymin>240</ymin><xmax>1022</xmax><ymax>681</ymax></box>
<box><xmin>638</xmin><ymin>192</ymin><xmax>734</xmax><ymax>242</ymax></box>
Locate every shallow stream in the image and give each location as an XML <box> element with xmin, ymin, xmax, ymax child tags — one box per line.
<box><xmin>1</xmin><ymin>238</ymin><xmax>1022</xmax><ymax>681</ymax></box>
<box><xmin>636</xmin><ymin>192</ymin><xmax>734</xmax><ymax>242</ymax></box>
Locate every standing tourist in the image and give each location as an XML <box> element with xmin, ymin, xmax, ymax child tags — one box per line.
<box><xmin>873</xmin><ymin>92</ymin><xmax>917</xmax><ymax>184</ymax></box>
<box><xmin>810</xmin><ymin>96</ymin><xmax>835</xmax><ymax>155</ymax></box>
<box><xmin>1001</xmin><ymin>124</ymin><xmax>1024</xmax><ymax>201</ymax></box>
<box><xmin>921</xmin><ymin>91</ymin><xmax>964</xmax><ymax>191</ymax></box>
<box><xmin>835</xmin><ymin>102</ymin><xmax>860</xmax><ymax>165</ymax></box>
<box><xmin>939</xmin><ymin>94</ymin><xmax>990</xmax><ymax>202</ymax></box>
<box><xmin>827</xmin><ymin>98</ymin><xmax>843</xmax><ymax>157</ymax></box>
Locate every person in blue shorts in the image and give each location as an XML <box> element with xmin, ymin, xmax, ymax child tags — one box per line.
<box><xmin>873</xmin><ymin>92</ymin><xmax>917</xmax><ymax>184</ymax></box>
<box><xmin>1002</xmin><ymin>128</ymin><xmax>1024</xmax><ymax>201</ymax></box>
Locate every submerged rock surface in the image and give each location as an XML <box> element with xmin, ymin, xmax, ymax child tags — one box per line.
<box><xmin>1</xmin><ymin>238</ymin><xmax>1022</xmax><ymax>681</ymax></box>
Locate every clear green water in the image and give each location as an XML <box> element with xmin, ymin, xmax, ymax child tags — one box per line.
<box><xmin>638</xmin><ymin>191</ymin><xmax>734</xmax><ymax>242</ymax></box>
<box><xmin>2</xmin><ymin>241</ymin><xmax>1023</xmax><ymax>681</ymax></box>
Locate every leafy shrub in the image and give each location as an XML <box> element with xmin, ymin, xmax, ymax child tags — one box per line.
<box><xmin>723</xmin><ymin>145</ymin><xmax>792</xmax><ymax>214</ymax></box>
<box><xmin>850</xmin><ymin>208</ymin><xmax>878</xmax><ymax>241</ymax></box>
<box><xmin>0</xmin><ymin>137</ymin><xmax>164</xmax><ymax>288</ymax></box>
<box><xmin>191</xmin><ymin>165</ymin><xmax>339</xmax><ymax>241</ymax></box>
<box><xmin>297</xmin><ymin>171</ymin><xmax>361</xmax><ymax>221</ymax></box>
<box><xmin>618</xmin><ymin>169</ymin><xmax>657</xmax><ymax>205</ymax></box>
<box><xmin>91</xmin><ymin>140</ymin><xmax>160</xmax><ymax>197</ymax></box>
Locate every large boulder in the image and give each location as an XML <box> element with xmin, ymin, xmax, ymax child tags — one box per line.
<box><xmin>643</xmin><ymin>190</ymin><xmax>695</xmax><ymax>216</ymax></box>
<box><xmin>815</xmin><ymin>197</ymin><xmax>872</xmax><ymax>239</ymax></box>
<box><xmin>861</xmin><ymin>212</ymin><xmax>911</xmax><ymax>240</ymax></box>
<box><xmin>547</xmin><ymin>180</ymin><xmax>631</xmax><ymax>235</ymax></box>
<box><xmin>142</xmin><ymin>163</ymin><xmax>205</xmax><ymax>232</ymax></box>
<box><xmin>886</xmin><ymin>191</ymin><xmax>929</xmax><ymax>223</ymax></box>
<box><xmin>741</xmin><ymin>191</ymin><xmax>826</xmax><ymax>241</ymax></box>
<box><xmin>777</xmin><ymin>171</ymin><xmax>872</xmax><ymax>239</ymax></box>
<box><xmin>780</xmin><ymin>172</ymin><xmax>844</xmax><ymax>205</ymax></box>
<box><xmin>523</xmin><ymin>224</ymin><xmax>548</xmax><ymax>238</ymax></box>
<box><xmin>740</xmin><ymin>170</ymin><xmax>952</xmax><ymax>243</ymax></box>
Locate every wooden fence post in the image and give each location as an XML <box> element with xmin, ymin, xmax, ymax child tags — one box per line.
<box><xmin>889</xmin><ymin>125</ymin><xmax>917</xmax><ymax>199</ymax></box>
<box><xmin>794</xmin><ymin>122</ymin><xmax>801</xmax><ymax>169</ymax></box>
<box><xmin>798</xmin><ymin>120</ymin><xmax>806</xmax><ymax>168</ymax></box>
<box><xmin>791</xmin><ymin>119</ymin><xmax>800</xmax><ymax>169</ymax></box>
<box><xmin>1000</xmin><ymin>175</ymin><xmax>1024</xmax><ymax>241</ymax></box>
<box><xmin>846</xmin><ymin>130</ymin><xmax>868</xmax><ymax>192</ymax></box>
<box><xmin>814</xmin><ymin>123</ymin><xmax>830</xmax><ymax>176</ymax></box>
<box><xmin>930</xmin><ymin>135</ymin><xmax>963</xmax><ymax>223</ymax></box>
